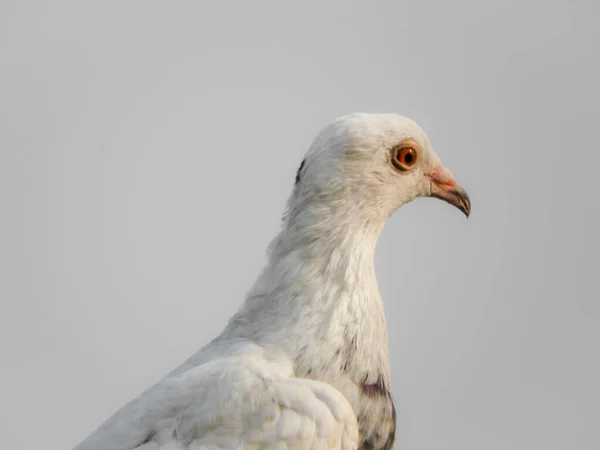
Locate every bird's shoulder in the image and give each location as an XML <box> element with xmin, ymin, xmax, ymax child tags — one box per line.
<box><xmin>76</xmin><ymin>343</ymin><xmax>359</xmax><ymax>450</ymax></box>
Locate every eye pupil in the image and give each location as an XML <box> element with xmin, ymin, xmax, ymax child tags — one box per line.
<box><xmin>404</xmin><ymin>152</ymin><xmax>413</xmax><ymax>164</ymax></box>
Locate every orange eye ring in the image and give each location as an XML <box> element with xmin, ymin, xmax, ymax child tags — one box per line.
<box><xmin>391</xmin><ymin>144</ymin><xmax>419</xmax><ymax>171</ymax></box>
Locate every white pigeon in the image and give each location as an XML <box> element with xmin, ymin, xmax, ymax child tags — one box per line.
<box><xmin>75</xmin><ymin>113</ymin><xmax>470</xmax><ymax>450</ymax></box>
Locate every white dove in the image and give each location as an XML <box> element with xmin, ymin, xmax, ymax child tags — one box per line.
<box><xmin>75</xmin><ymin>113</ymin><xmax>471</xmax><ymax>450</ymax></box>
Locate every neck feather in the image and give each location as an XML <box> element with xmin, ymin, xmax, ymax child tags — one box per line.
<box><xmin>221</xmin><ymin>204</ymin><xmax>391</xmax><ymax>384</ymax></box>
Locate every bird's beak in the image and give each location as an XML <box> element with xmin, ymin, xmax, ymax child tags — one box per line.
<box><xmin>427</xmin><ymin>167</ymin><xmax>471</xmax><ymax>218</ymax></box>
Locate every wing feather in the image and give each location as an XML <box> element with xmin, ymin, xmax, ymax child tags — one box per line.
<box><xmin>76</xmin><ymin>351</ymin><xmax>358</xmax><ymax>450</ymax></box>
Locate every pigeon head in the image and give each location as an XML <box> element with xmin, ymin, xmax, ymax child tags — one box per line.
<box><xmin>289</xmin><ymin>113</ymin><xmax>470</xmax><ymax>231</ymax></box>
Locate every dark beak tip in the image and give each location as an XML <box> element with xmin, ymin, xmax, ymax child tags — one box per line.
<box><xmin>430</xmin><ymin>185</ymin><xmax>471</xmax><ymax>218</ymax></box>
<box><xmin>462</xmin><ymin>195</ymin><xmax>471</xmax><ymax>219</ymax></box>
<box><xmin>460</xmin><ymin>194</ymin><xmax>471</xmax><ymax>219</ymax></box>
<box><xmin>443</xmin><ymin>186</ymin><xmax>471</xmax><ymax>218</ymax></box>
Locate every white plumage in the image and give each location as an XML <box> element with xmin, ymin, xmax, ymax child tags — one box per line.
<box><xmin>75</xmin><ymin>113</ymin><xmax>470</xmax><ymax>450</ymax></box>
<box><xmin>79</xmin><ymin>345</ymin><xmax>358</xmax><ymax>449</ymax></box>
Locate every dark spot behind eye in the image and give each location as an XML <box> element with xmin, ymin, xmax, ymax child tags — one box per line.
<box><xmin>295</xmin><ymin>159</ymin><xmax>306</xmax><ymax>185</ymax></box>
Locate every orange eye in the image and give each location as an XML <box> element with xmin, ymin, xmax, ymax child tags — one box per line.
<box><xmin>392</xmin><ymin>144</ymin><xmax>419</xmax><ymax>171</ymax></box>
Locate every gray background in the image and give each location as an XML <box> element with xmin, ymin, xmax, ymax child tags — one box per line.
<box><xmin>1</xmin><ymin>1</ymin><xmax>598</xmax><ymax>449</ymax></box>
